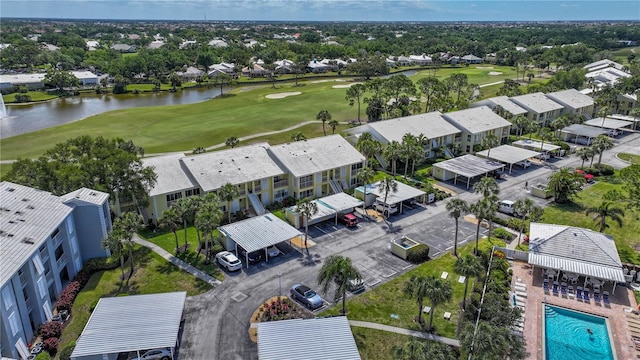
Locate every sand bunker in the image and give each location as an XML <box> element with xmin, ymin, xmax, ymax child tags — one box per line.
<box><xmin>488</xmin><ymin>71</ymin><xmax>503</xmax><ymax>76</ymax></box>
<box><xmin>332</xmin><ymin>83</ymin><xmax>363</xmax><ymax>89</ymax></box>
<box><xmin>265</xmin><ymin>92</ymin><xmax>302</xmax><ymax>99</ymax></box>
<box><xmin>310</xmin><ymin>80</ymin><xmax>332</xmax><ymax>84</ymax></box>
<box><xmin>476</xmin><ymin>66</ymin><xmax>494</xmax><ymax>69</ymax></box>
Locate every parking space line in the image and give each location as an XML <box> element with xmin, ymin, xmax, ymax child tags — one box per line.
<box><xmin>313</xmin><ymin>225</ymin><xmax>333</xmax><ymax>237</ymax></box>
<box><xmin>445</xmin><ymin>245</ymin><xmax>453</xmax><ymax>250</ymax></box>
<box><xmin>401</xmin><ymin>264</ymin><xmax>412</xmax><ymax>271</ymax></box>
<box><xmin>432</xmin><ymin>251</ymin><xmax>442</xmax><ymax>257</ymax></box>
<box><xmin>382</xmin><ymin>271</ymin><xmax>397</xmax><ymax>278</ymax></box>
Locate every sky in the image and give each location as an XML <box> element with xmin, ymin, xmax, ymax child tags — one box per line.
<box><xmin>1</xmin><ymin>0</ymin><xmax>639</xmax><ymax>22</ymax></box>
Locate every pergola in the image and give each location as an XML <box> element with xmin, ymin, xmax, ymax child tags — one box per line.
<box><xmin>432</xmin><ymin>154</ymin><xmax>505</xmax><ymax>188</ymax></box>
<box><xmin>476</xmin><ymin>145</ymin><xmax>541</xmax><ymax>173</ymax></box>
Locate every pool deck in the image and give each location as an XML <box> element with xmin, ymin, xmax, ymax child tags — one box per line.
<box><xmin>511</xmin><ymin>261</ymin><xmax>638</xmax><ymax>360</ymax></box>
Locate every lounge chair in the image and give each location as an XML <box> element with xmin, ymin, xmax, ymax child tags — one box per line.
<box><xmin>583</xmin><ymin>289</ymin><xmax>590</xmax><ymax>302</ymax></box>
<box><xmin>552</xmin><ymin>282</ymin><xmax>559</xmax><ymax>295</ymax></box>
<box><xmin>543</xmin><ymin>282</ymin><xmax>550</xmax><ymax>293</ymax></box>
<box><xmin>603</xmin><ymin>291</ymin><xmax>610</xmax><ymax>305</ymax></box>
<box><xmin>576</xmin><ymin>289</ymin><xmax>583</xmax><ymax>301</ymax></box>
<box><xmin>561</xmin><ymin>283</ymin><xmax>567</xmax><ymax>296</ymax></box>
<box><xmin>594</xmin><ymin>292</ymin><xmax>601</xmax><ymax>303</ymax></box>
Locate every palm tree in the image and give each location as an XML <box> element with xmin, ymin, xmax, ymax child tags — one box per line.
<box><xmin>403</xmin><ymin>275</ymin><xmax>430</xmax><ymax>326</ymax></box>
<box><xmin>158</xmin><ymin>207</ymin><xmax>181</xmax><ymax>253</ymax></box>
<box><xmin>585</xmin><ymin>201</ymin><xmax>625</xmax><ymax>232</ymax></box>
<box><xmin>473</xmin><ymin>176</ymin><xmax>499</xmax><ymax>198</ymax></box>
<box><xmin>345</xmin><ymin>83</ymin><xmax>366</xmax><ymax>124</ymax></box>
<box><xmin>328</xmin><ymin>119</ymin><xmax>339</xmax><ymax>134</ymax></box>
<box><xmin>446</xmin><ymin>198</ymin><xmax>468</xmax><ymax>257</ymax></box>
<box><xmin>195</xmin><ymin>200</ymin><xmax>223</xmax><ymax>261</ymax></box>
<box><xmin>548</xmin><ymin>167</ymin><xmax>585</xmax><ymax>204</ymax></box>
<box><xmin>114</xmin><ymin>212</ymin><xmax>143</xmax><ymax>277</ymax></box>
<box><xmin>575</xmin><ymin>147</ymin><xmax>593</xmax><ymax>168</ymax></box>
<box><xmin>383</xmin><ymin>141</ymin><xmax>402</xmax><ymax>176</ymax></box>
<box><xmin>225</xmin><ymin>136</ymin><xmax>240</xmax><ymax>148</ymax></box>
<box><xmin>175</xmin><ymin>197</ymin><xmax>198</xmax><ymax>250</ymax></box>
<box><xmin>424</xmin><ymin>277</ymin><xmax>452</xmax><ymax>331</ymax></box>
<box><xmin>102</xmin><ymin>227</ymin><xmax>127</xmax><ymax>281</ymax></box>
<box><xmin>290</xmin><ymin>132</ymin><xmax>307</xmax><ymax>141</ymax></box>
<box><xmin>380</xmin><ymin>176</ymin><xmax>398</xmax><ymax>220</ymax></box>
<box><xmin>513</xmin><ymin>198</ymin><xmax>540</xmax><ymax>246</ymax></box>
<box><xmin>470</xmin><ymin>199</ymin><xmax>491</xmax><ymax>255</ymax></box>
<box><xmin>511</xmin><ymin>115</ymin><xmax>528</xmax><ymax>137</ymax></box>
<box><xmin>401</xmin><ymin>133</ymin><xmax>416</xmax><ymax>177</ymax></box>
<box><xmin>296</xmin><ymin>198</ymin><xmax>318</xmax><ymax>248</ymax></box>
<box><xmin>482</xmin><ymin>133</ymin><xmax>499</xmax><ymax>158</ymax></box>
<box><xmin>526</xmin><ymin>117</ymin><xmax>539</xmax><ymax>140</ymax></box>
<box><xmin>591</xmin><ymin>135</ymin><xmax>614</xmax><ymax>168</ymax></box>
<box><xmin>218</xmin><ymin>182</ymin><xmax>239</xmax><ymax>224</ymax></box>
<box><xmin>629</xmin><ymin>106</ymin><xmax>639</xmax><ymax>131</ymax></box>
<box><xmin>454</xmin><ymin>255</ymin><xmax>482</xmax><ymax>310</ymax></box>
<box><xmin>316</xmin><ymin>109</ymin><xmax>332</xmax><ymax>136</ymax></box>
<box><xmin>317</xmin><ymin>255</ymin><xmax>362</xmax><ymax>315</ymax></box>
<box><xmin>460</xmin><ymin>322</ymin><xmax>510</xmax><ymax>360</ymax></box>
<box><xmin>537</xmin><ymin>127</ymin><xmax>553</xmax><ymax>156</ymax></box>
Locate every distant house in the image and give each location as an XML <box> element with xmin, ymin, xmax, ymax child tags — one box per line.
<box><xmin>208</xmin><ymin>39</ymin><xmax>228</xmax><ymax>48</ymax></box>
<box><xmin>207</xmin><ymin>62</ymin><xmax>236</xmax><ymax>77</ymax></box>
<box><xmin>320</xmin><ymin>58</ymin><xmax>349</xmax><ymax>71</ymax></box>
<box><xmin>41</xmin><ymin>43</ymin><xmax>60</xmax><ymax>51</ymax></box>
<box><xmin>409</xmin><ymin>54</ymin><xmax>432</xmax><ymax>66</ymax></box>
<box><xmin>179</xmin><ymin>40</ymin><xmax>197</xmax><ymax>49</ymax></box>
<box><xmin>71</xmin><ymin>70</ymin><xmax>99</xmax><ymax>86</ymax></box>
<box><xmin>385</xmin><ymin>57</ymin><xmax>396</xmax><ymax>67</ymax></box>
<box><xmin>242</xmin><ymin>64</ymin><xmax>269</xmax><ymax>78</ymax></box>
<box><xmin>110</xmin><ymin>43</ymin><xmax>136</xmax><ymax>53</ymax></box>
<box><xmin>147</xmin><ymin>40</ymin><xmax>165</xmax><ymax>50</ymax></box>
<box><xmin>176</xmin><ymin>66</ymin><xmax>204</xmax><ymax>81</ymax></box>
<box><xmin>396</xmin><ymin>56</ymin><xmax>412</xmax><ymax>66</ymax></box>
<box><xmin>307</xmin><ymin>59</ymin><xmax>330</xmax><ymax>73</ymax></box>
<box><xmin>274</xmin><ymin>59</ymin><xmax>295</xmax><ymax>73</ymax></box>
<box><xmin>461</xmin><ymin>54</ymin><xmax>483</xmax><ymax>64</ymax></box>
<box><xmin>449</xmin><ymin>56</ymin><xmax>461</xmax><ymax>65</ymax></box>
<box><xmin>85</xmin><ymin>40</ymin><xmax>99</xmax><ymax>51</ymax></box>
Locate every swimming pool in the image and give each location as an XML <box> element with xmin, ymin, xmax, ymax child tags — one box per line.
<box><xmin>543</xmin><ymin>304</ymin><xmax>615</xmax><ymax>360</ymax></box>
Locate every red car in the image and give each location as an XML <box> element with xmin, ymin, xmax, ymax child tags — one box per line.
<box><xmin>338</xmin><ymin>213</ymin><xmax>358</xmax><ymax>227</ymax></box>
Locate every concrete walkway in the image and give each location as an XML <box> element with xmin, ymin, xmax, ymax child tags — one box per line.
<box><xmin>349</xmin><ymin>320</ymin><xmax>461</xmax><ymax>347</ymax></box>
<box><xmin>132</xmin><ymin>234</ymin><xmax>221</xmax><ymax>286</ymax></box>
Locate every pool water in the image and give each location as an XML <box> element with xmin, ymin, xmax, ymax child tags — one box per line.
<box><xmin>544</xmin><ymin>305</ymin><xmax>614</xmax><ymax>360</ymax></box>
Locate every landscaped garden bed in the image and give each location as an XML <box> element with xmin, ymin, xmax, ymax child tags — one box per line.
<box><xmin>248</xmin><ymin>296</ymin><xmax>314</xmax><ymax>342</ymax></box>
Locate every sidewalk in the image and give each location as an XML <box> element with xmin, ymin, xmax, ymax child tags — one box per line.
<box><xmin>349</xmin><ymin>320</ymin><xmax>461</xmax><ymax>347</ymax></box>
<box><xmin>132</xmin><ymin>234</ymin><xmax>221</xmax><ymax>286</ymax></box>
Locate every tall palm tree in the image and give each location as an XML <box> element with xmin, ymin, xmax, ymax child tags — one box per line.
<box><xmin>357</xmin><ymin>166</ymin><xmax>375</xmax><ymax>214</ymax></box>
<box><xmin>511</xmin><ymin>115</ymin><xmax>528</xmax><ymax>137</ymax></box>
<box><xmin>513</xmin><ymin>198</ymin><xmax>534</xmax><ymax>246</ymax></box>
<box><xmin>345</xmin><ymin>83</ymin><xmax>366</xmax><ymax>124</ymax></box>
<box><xmin>460</xmin><ymin>322</ymin><xmax>510</xmax><ymax>360</ymax></box>
<box><xmin>591</xmin><ymin>135</ymin><xmax>614</xmax><ymax>168</ymax></box>
<box><xmin>585</xmin><ymin>201</ymin><xmax>625</xmax><ymax>232</ymax></box>
<box><xmin>473</xmin><ymin>176</ymin><xmax>499</xmax><ymax>198</ymax></box>
<box><xmin>454</xmin><ymin>255</ymin><xmax>482</xmax><ymax>310</ymax></box>
<box><xmin>482</xmin><ymin>133</ymin><xmax>499</xmax><ymax>158</ymax></box>
<box><xmin>225</xmin><ymin>136</ymin><xmax>239</xmax><ymax>148</ymax></box>
<box><xmin>102</xmin><ymin>227</ymin><xmax>127</xmax><ymax>281</ymax></box>
<box><xmin>380</xmin><ymin>176</ymin><xmax>398</xmax><ymax>220</ymax></box>
<box><xmin>446</xmin><ymin>198</ymin><xmax>468</xmax><ymax>257</ymax></box>
<box><xmin>114</xmin><ymin>212</ymin><xmax>143</xmax><ymax>277</ymax></box>
<box><xmin>317</xmin><ymin>255</ymin><xmax>362</xmax><ymax>315</ymax></box>
<box><xmin>195</xmin><ymin>201</ymin><xmax>223</xmax><ymax>261</ymax></box>
<box><xmin>296</xmin><ymin>198</ymin><xmax>318</xmax><ymax>248</ymax></box>
<box><xmin>470</xmin><ymin>199</ymin><xmax>490</xmax><ymax>255</ymax></box>
<box><xmin>548</xmin><ymin>167</ymin><xmax>585</xmax><ymax>204</ymax></box>
<box><xmin>328</xmin><ymin>119</ymin><xmax>339</xmax><ymax>134</ymax></box>
<box><xmin>401</xmin><ymin>133</ymin><xmax>416</xmax><ymax>176</ymax></box>
<box><xmin>575</xmin><ymin>147</ymin><xmax>593</xmax><ymax>168</ymax></box>
<box><xmin>424</xmin><ymin>277</ymin><xmax>452</xmax><ymax>331</ymax></box>
<box><xmin>409</xmin><ymin>143</ymin><xmax>424</xmax><ymax>176</ymax></box>
<box><xmin>158</xmin><ymin>207</ymin><xmax>181</xmax><ymax>253</ymax></box>
<box><xmin>391</xmin><ymin>338</ymin><xmax>426</xmax><ymax>360</ymax></box>
<box><xmin>403</xmin><ymin>275</ymin><xmax>430</xmax><ymax>326</ymax></box>
<box><xmin>383</xmin><ymin>141</ymin><xmax>402</xmax><ymax>176</ymax></box>
<box><xmin>537</xmin><ymin>127</ymin><xmax>553</xmax><ymax>156</ymax></box>
<box><xmin>290</xmin><ymin>132</ymin><xmax>307</xmax><ymax>141</ymax></box>
<box><xmin>175</xmin><ymin>197</ymin><xmax>197</xmax><ymax>250</ymax></box>
<box><xmin>316</xmin><ymin>109</ymin><xmax>332</xmax><ymax>136</ymax></box>
<box><xmin>218</xmin><ymin>182</ymin><xmax>239</xmax><ymax>224</ymax></box>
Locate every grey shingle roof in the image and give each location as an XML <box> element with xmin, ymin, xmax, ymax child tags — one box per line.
<box><xmin>142</xmin><ymin>153</ymin><xmax>199</xmax><ymax>196</ymax></box>
<box><xmin>268</xmin><ymin>135</ymin><xmax>365</xmax><ymax>178</ymax></box>
<box><xmin>442</xmin><ymin>106</ymin><xmax>511</xmax><ymax>134</ymax></box>
<box><xmin>510</xmin><ymin>92</ymin><xmax>564</xmax><ymax>114</ymax></box>
<box><xmin>546</xmin><ymin>89</ymin><xmax>594</xmax><ymax>110</ymax></box>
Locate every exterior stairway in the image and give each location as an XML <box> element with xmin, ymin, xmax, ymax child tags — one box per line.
<box><xmin>247</xmin><ymin>193</ymin><xmax>266</xmax><ymax>215</ymax></box>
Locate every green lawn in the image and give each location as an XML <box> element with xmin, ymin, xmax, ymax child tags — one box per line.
<box><xmin>323</xmin><ymin>238</ymin><xmax>505</xmax><ymax>338</ymax></box>
<box><xmin>618</xmin><ymin>152</ymin><xmax>640</xmax><ymax>164</ymax></box>
<box><xmin>541</xmin><ymin>179</ymin><xmax>640</xmax><ymax>264</ymax></box>
<box><xmin>127</xmin><ymin>82</ymin><xmax>198</xmax><ymax>92</ymax></box>
<box><xmin>0</xmin><ymin>163</ymin><xmax>12</xmax><ymax>179</ymax></box>
<box><xmin>3</xmin><ymin>91</ymin><xmax>58</xmax><ymax>103</ymax></box>
<box><xmin>56</xmin><ymin>246</ymin><xmax>211</xmax><ymax>357</ymax></box>
<box><xmin>351</xmin><ymin>327</ymin><xmax>449</xmax><ymax>360</ymax></box>
<box><xmin>241</xmin><ymin>123</ymin><xmax>352</xmax><ymax>147</ymax></box>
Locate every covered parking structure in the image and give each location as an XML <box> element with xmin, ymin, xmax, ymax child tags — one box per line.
<box><xmin>512</xmin><ymin>139</ymin><xmax>562</xmax><ymax>156</ymax></box>
<box><xmin>285</xmin><ymin>192</ymin><xmax>363</xmax><ymax>228</ymax></box>
<box><xmin>432</xmin><ymin>154</ymin><xmax>505</xmax><ymax>189</ymax></box>
<box><xmin>354</xmin><ymin>180</ymin><xmax>426</xmax><ymax>213</ymax></box>
<box><xmin>584</xmin><ymin>117</ymin><xmax>634</xmax><ymax>136</ymax></box>
<box><xmin>560</xmin><ymin>124</ymin><xmax>608</xmax><ymax>145</ymax></box>
<box><xmin>476</xmin><ymin>145</ymin><xmax>541</xmax><ymax>173</ymax></box>
<box><xmin>71</xmin><ymin>292</ymin><xmax>186</xmax><ymax>360</ymax></box>
<box><xmin>218</xmin><ymin>214</ymin><xmax>302</xmax><ymax>266</ymax></box>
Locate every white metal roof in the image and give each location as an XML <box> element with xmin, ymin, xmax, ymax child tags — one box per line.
<box><xmin>546</xmin><ymin>89</ymin><xmax>594</xmax><ymax>110</ymax></box>
<box><xmin>71</xmin><ymin>292</ymin><xmax>187</xmax><ymax>357</ymax></box>
<box><xmin>432</xmin><ymin>154</ymin><xmax>504</xmax><ymax>179</ymax></box>
<box><xmin>0</xmin><ymin>182</ymin><xmax>73</xmax><ymax>287</ymax></box>
<box><xmin>142</xmin><ymin>153</ymin><xmax>199</xmax><ymax>196</ymax></box>
<box><xmin>561</xmin><ymin>124</ymin><xmax>609</xmax><ymax>138</ymax></box>
<box><xmin>182</xmin><ymin>143</ymin><xmax>285</xmax><ymax>192</ymax></box>
<box><xmin>510</xmin><ymin>92</ymin><xmax>564</xmax><ymax>114</ymax></box>
<box><xmin>528</xmin><ymin>223</ymin><xmax>624</xmax><ymax>283</ymax></box>
<box><xmin>471</xmin><ymin>96</ymin><xmax>528</xmax><ymax>116</ymax></box>
<box><xmin>442</xmin><ymin>106</ymin><xmax>511</xmax><ymax>134</ymax></box>
<box><xmin>476</xmin><ymin>145</ymin><xmax>540</xmax><ymax>164</ymax></box>
<box><xmin>355</xmin><ymin>180</ymin><xmax>425</xmax><ymax>205</ymax></box>
<box><xmin>584</xmin><ymin>118</ymin><xmax>633</xmax><ymax>130</ymax></box>
<box><xmin>287</xmin><ymin>193</ymin><xmax>364</xmax><ymax>222</ymax></box>
<box><xmin>512</xmin><ymin>139</ymin><xmax>561</xmax><ymax>153</ymax></box>
<box><xmin>347</xmin><ymin>111</ymin><xmax>461</xmax><ymax>144</ymax></box>
<box><xmin>218</xmin><ymin>214</ymin><xmax>302</xmax><ymax>253</ymax></box>
<box><xmin>258</xmin><ymin>316</ymin><xmax>361</xmax><ymax>360</ymax></box>
<box><xmin>61</xmin><ymin>188</ymin><xmax>110</xmax><ymax>206</ymax></box>
<box><xmin>268</xmin><ymin>135</ymin><xmax>365</xmax><ymax>178</ymax></box>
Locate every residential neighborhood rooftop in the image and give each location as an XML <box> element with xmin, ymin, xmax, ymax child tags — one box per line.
<box><xmin>441</xmin><ymin>106</ymin><xmax>511</xmax><ymax>134</ymax></box>
<box><xmin>476</xmin><ymin>144</ymin><xmax>541</xmax><ymax>164</ymax></box>
<box><xmin>348</xmin><ymin>111</ymin><xmax>461</xmax><ymax>143</ymax></box>
<box><xmin>432</xmin><ymin>154</ymin><xmax>504</xmax><ymax>179</ymax></box>
<box><xmin>545</xmin><ymin>89</ymin><xmax>594</xmax><ymax>110</ymax></box>
<box><xmin>143</xmin><ymin>154</ymin><xmax>198</xmax><ymax>196</ymax></box>
<box><xmin>60</xmin><ymin>187</ymin><xmax>110</xmax><ymax>206</ymax></box>
<box><xmin>471</xmin><ymin>96</ymin><xmax>528</xmax><ymax>116</ymax></box>
<box><xmin>510</xmin><ymin>92</ymin><xmax>565</xmax><ymax>114</ymax></box>
<box><xmin>218</xmin><ymin>214</ymin><xmax>302</xmax><ymax>253</ymax></box>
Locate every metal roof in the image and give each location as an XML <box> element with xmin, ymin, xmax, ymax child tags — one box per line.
<box><xmin>0</xmin><ymin>182</ymin><xmax>73</xmax><ymax>287</ymax></box>
<box><xmin>471</xmin><ymin>96</ymin><xmax>528</xmax><ymax>116</ymax></box>
<box><xmin>432</xmin><ymin>154</ymin><xmax>504</xmax><ymax>179</ymax></box>
<box><xmin>512</xmin><ymin>139</ymin><xmax>561</xmax><ymax>153</ymax></box>
<box><xmin>546</xmin><ymin>89</ymin><xmax>594</xmax><ymax>110</ymax></box>
<box><xmin>287</xmin><ymin>193</ymin><xmax>364</xmax><ymax>222</ymax></box>
<box><xmin>71</xmin><ymin>292</ymin><xmax>187</xmax><ymax>357</ymax></box>
<box><xmin>218</xmin><ymin>214</ymin><xmax>302</xmax><ymax>253</ymax></box>
<box><xmin>561</xmin><ymin>124</ymin><xmax>609</xmax><ymax>138</ymax></box>
<box><xmin>355</xmin><ymin>180</ymin><xmax>425</xmax><ymax>205</ymax></box>
<box><xmin>142</xmin><ymin>153</ymin><xmax>199</xmax><ymax>196</ymax></box>
<box><xmin>528</xmin><ymin>223</ymin><xmax>624</xmax><ymax>283</ymax></box>
<box><xmin>476</xmin><ymin>145</ymin><xmax>540</xmax><ymax>164</ymax></box>
<box><xmin>584</xmin><ymin>118</ymin><xmax>633</xmax><ymax>130</ymax></box>
<box><xmin>61</xmin><ymin>188</ymin><xmax>110</xmax><ymax>206</ymax></box>
<box><xmin>510</xmin><ymin>92</ymin><xmax>564</xmax><ymax>114</ymax></box>
<box><xmin>258</xmin><ymin>316</ymin><xmax>361</xmax><ymax>360</ymax></box>
<box><xmin>442</xmin><ymin>106</ymin><xmax>511</xmax><ymax>134</ymax></box>
<box><xmin>268</xmin><ymin>135</ymin><xmax>365</xmax><ymax>178</ymax></box>
<box><xmin>346</xmin><ymin>111</ymin><xmax>461</xmax><ymax>144</ymax></box>
<box><xmin>182</xmin><ymin>143</ymin><xmax>285</xmax><ymax>192</ymax></box>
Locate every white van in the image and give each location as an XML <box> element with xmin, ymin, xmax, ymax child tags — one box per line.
<box><xmin>498</xmin><ymin>200</ymin><xmax>516</xmax><ymax>215</ymax></box>
<box><xmin>374</xmin><ymin>201</ymin><xmax>398</xmax><ymax>217</ymax></box>
<box><xmin>516</xmin><ymin>160</ymin><xmax>531</xmax><ymax>168</ymax></box>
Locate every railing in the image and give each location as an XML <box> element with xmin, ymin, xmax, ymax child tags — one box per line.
<box><xmin>494</xmin><ymin>246</ymin><xmax>529</xmax><ymax>261</ymax></box>
<box><xmin>254</xmin><ymin>185</ymin><xmax>262</xmax><ymax>192</ymax></box>
<box><xmin>274</xmin><ymin>179</ymin><xmax>289</xmax><ymax>188</ymax></box>
<box><xmin>57</xmin><ymin>256</ymin><xmax>67</xmax><ymax>269</ymax></box>
<box><xmin>52</xmin><ymin>234</ymin><xmax>63</xmax><ymax>248</ymax></box>
<box><xmin>299</xmin><ymin>181</ymin><xmax>313</xmax><ymax>189</ymax></box>
<box><xmin>237</xmin><ymin>189</ymin><xmax>246</xmax><ymax>196</ymax></box>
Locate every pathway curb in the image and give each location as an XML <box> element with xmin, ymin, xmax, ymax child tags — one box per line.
<box><xmin>349</xmin><ymin>320</ymin><xmax>461</xmax><ymax>347</ymax></box>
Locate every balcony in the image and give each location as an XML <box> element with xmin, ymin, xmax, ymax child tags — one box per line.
<box><xmin>237</xmin><ymin>188</ymin><xmax>246</xmax><ymax>196</ymax></box>
<box><xmin>322</xmin><ymin>176</ymin><xmax>328</xmax><ymax>182</ymax></box>
<box><xmin>56</xmin><ymin>256</ymin><xmax>67</xmax><ymax>269</ymax></box>
<box><xmin>52</xmin><ymin>234</ymin><xmax>63</xmax><ymax>248</ymax></box>
<box><xmin>274</xmin><ymin>179</ymin><xmax>289</xmax><ymax>188</ymax></box>
<box><xmin>254</xmin><ymin>185</ymin><xmax>262</xmax><ymax>192</ymax></box>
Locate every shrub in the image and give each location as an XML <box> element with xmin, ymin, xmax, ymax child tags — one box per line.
<box><xmin>14</xmin><ymin>94</ymin><xmax>32</xmax><ymax>103</ymax></box>
<box><xmin>406</xmin><ymin>243</ymin><xmax>430</xmax><ymax>263</ymax></box>
<box><xmin>39</xmin><ymin>321</ymin><xmax>63</xmax><ymax>339</ymax></box>
<box><xmin>43</xmin><ymin>337</ymin><xmax>58</xmax><ymax>354</ymax></box>
<box><xmin>58</xmin><ymin>343</ymin><xmax>75</xmax><ymax>360</ymax></box>
<box><xmin>493</xmin><ymin>228</ymin><xmax>513</xmax><ymax>241</ymax></box>
<box><xmin>597</xmin><ymin>164</ymin><xmax>614</xmax><ymax>176</ymax></box>
<box><xmin>507</xmin><ymin>218</ymin><xmax>524</xmax><ymax>231</ymax></box>
<box><xmin>35</xmin><ymin>352</ymin><xmax>51</xmax><ymax>360</ymax></box>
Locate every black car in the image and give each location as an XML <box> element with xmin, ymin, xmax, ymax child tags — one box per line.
<box><xmin>237</xmin><ymin>246</ymin><xmax>263</xmax><ymax>264</ymax></box>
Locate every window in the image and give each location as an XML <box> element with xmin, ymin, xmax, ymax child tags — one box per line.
<box><xmin>70</xmin><ymin>235</ymin><xmax>78</xmax><ymax>255</ymax></box>
<box><xmin>274</xmin><ymin>189</ymin><xmax>288</xmax><ymax>199</ymax></box>
<box><xmin>351</xmin><ymin>162</ymin><xmax>363</xmax><ymax>172</ymax></box>
<box><xmin>8</xmin><ymin>312</ymin><xmax>19</xmax><ymax>336</ymax></box>
<box><xmin>466</xmin><ymin>134</ymin><xmax>471</xmax><ymax>142</ymax></box>
<box><xmin>299</xmin><ymin>175</ymin><xmax>313</xmax><ymax>189</ymax></box>
<box><xmin>50</xmin><ymin>227</ymin><xmax>59</xmax><ymax>240</ymax></box>
<box><xmin>185</xmin><ymin>188</ymin><xmax>201</xmax><ymax>197</ymax></box>
<box><xmin>32</xmin><ymin>255</ymin><xmax>45</xmax><ymax>275</ymax></box>
<box><xmin>55</xmin><ymin>245</ymin><xmax>64</xmax><ymax>261</ymax></box>
<box><xmin>37</xmin><ymin>278</ymin><xmax>47</xmax><ymax>299</ymax></box>
<box><xmin>43</xmin><ymin>301</ymin><xmax>53</xmax><ymax>321</ymax></box>
<box><xmin>2</xmin><ymin>287</ymin><xmax>15</xmax><ymax>310</ymax></box>
<box><xmin>466</xmin><ymin>145</ymin><xmax>471</xmax><ymax>153</ymax></box>
<box><xmin>300</xmin><ymin>189</ymin><xmax>313</xmax><ymax>198</ymax></box>
<box><xmin>166</xmin><ymin>191</ymin><xmax>182</xmax><ymax>206</ymax></box>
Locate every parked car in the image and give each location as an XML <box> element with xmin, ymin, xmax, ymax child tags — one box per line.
<box><xmin>497</xmin><ymin>200</ymin><xmax>516</xmax><ymax>215</ymax></box>
<box><xmin>338</xmin><ymin>213</ymin><xmax>358</xmax><ymax>227</ymax></box>
<box><xmin>237</xmin><ymin>246</ymin><xmax>263</xmax><ymax>264</ymax></box>
<box><xmin>132</xmin><ymin>348</ymin><xmax>172</xmax><ymax>360</ymax></box>
<box><xmin>215</xmin><ymin>251</ymin><xmax>242</xmax><ymax>271</ymax></box>
<box><xmin>267</xmin><ymin>245</ymin><xmax>281</xmax><ymax>258</ymax></box>
<box><xmin>290</xmin><ymin>284</ymin><xmax>324</xmax><ymax>309</ymax></box>
<box><xmin>374</xmin><ymin>201</ymin><xmax>398</xmax><ymax>217</ymax></box>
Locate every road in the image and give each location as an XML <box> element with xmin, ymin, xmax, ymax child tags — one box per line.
<box><xmin>179</xmin><ymin>132</ymin><xmax>640</xmax><ymax>360</ymax></box>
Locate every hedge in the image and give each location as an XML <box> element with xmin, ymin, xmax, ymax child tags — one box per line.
<box><xmin>493</xmin><ymin>228</ymin><xmax>513</xmax><ymax>241</ymax></box>
<box><xmin>38</xmin><ymin>321</ymin><xmax>63</xmax><ymax>340</ymax></box>
<box><xmin>406</xmin><ymin>243</ymin><xmax>430</xmax><ymax>263</ymax></box>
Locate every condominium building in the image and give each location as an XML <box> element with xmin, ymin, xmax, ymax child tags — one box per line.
<box><xmin>0</xmin><ymin>182</ymin><xmax>111</xmax><ymax>359</ymax></box>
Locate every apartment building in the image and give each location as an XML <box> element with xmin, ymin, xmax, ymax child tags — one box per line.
<box><xmin>546</xmin><ymin>89</ymin><xmax>595</xmax><ymax>119</ymax></box>
<box><xmin>0</xmin><ymin>182</ymin><xmax>111</xmax><ymax>359</ymax></box>
<box><xmin>470</xmin><ymin>95</ymin><xmax>528</xmax><ymax>118</ymax></box>
<box><xmin>510</xmin><ymin>92</ymin><xmax>565</xmax><ymax>126</ymax></box>
<box><xmin>441</xmin><ymin>106</ymin><xmax>512</xmax><ymax>154</ymax></box>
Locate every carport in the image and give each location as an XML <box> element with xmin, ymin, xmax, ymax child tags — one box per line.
<box><xmin>512</xmin><ymin>139</ymin><xmax>561</xmax><ymax>156</ymax></box>
<box><xmin>218</xmin><ymin>214</ymin><xmax>302</xmax><ymax>267</ymax></box>
<box><xmin>432</xmin><ymin>154</ymin><xmax>505</xmax><ymax>188</ymax></box>
<box><xmin>71</xmin><ymin>292</ymin><xmax>186</xmax><ymax>360</ymax></box>
<box><xmin>284</xmin><ymin>193</ymin><xmax>363</xmax><ymax>228</ymax></box>
<box><xmin>560</xmin><ymin>124</ymin><xmax>608</xmax><ymax>144</ymax></box>
<box><xmin>584</xmin><ymin>118</ymin><xmax>633</xmax><ymax>136</ymax></box>
<box><xmin>476</xmin><ymin>145</ymin><xmax>541</xmax><ymax>173</ymax></box>
<box><xmin>354</xmin><ymin>180</ymin><xmax>425</xmax><ymax>213</ymax></box>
